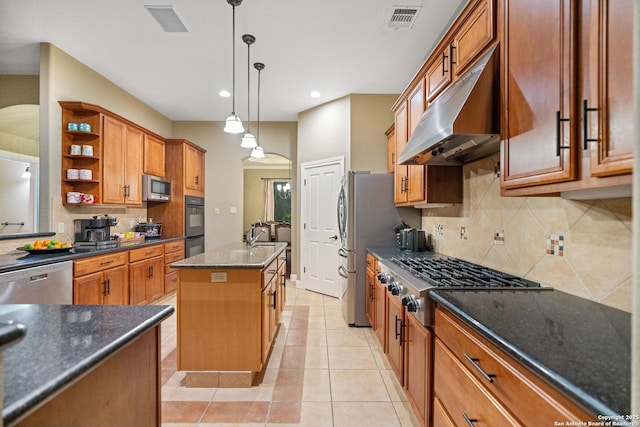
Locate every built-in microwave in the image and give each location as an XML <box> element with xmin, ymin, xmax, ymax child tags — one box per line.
<box><xmin>142</xmin><ymin>174</ymin><xmax>171</xmax><ymax>202</ymax></box>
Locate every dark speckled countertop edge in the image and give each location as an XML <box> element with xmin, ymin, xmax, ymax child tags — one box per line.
<box><xmin>429</xmin><ymin>290</ymin><xmax>618</xmax><ymax>418</ymax></box>
<box><xmin>0</xmin><ymin>322</ymin><xmax>26</xmax><ymax>351</ymax></box>
<box><xmin>3</xmin><ymin>305</ymin><xmax>175</xmax><ymax>426</ymax></box>
<box><xmin>0</xmin><ymin>236</ymin><xmax>185</xmax><ymax>274</ymax></box>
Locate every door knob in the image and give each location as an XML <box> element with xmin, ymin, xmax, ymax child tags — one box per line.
<box><xmin>329</xmin><ymin>235</ymin><xmax>338</xmax><ymax>241</ymax></box>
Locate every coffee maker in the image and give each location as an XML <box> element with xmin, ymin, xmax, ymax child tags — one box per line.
<box><xmin>74</xmin><ymin>215</ymin><xmax>118</xmax><ymax>248</ymax></box>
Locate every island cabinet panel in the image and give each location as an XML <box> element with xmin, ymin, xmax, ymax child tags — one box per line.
<box><xmin>434</xmin><ymin>308</ymin><xmax>596</xmax><ymax>425</ymax></box>
<box><xmin>178</xmin><ymin>268</ymin><xmax>264</xmax><ymax>372</ymax></box>
<box><xmin>15</xmin><ymin>327</ymin><xmax>161</xmax><ymax>427</ymax></box>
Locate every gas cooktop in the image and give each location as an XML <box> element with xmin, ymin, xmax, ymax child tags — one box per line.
<box><xmin>388</xmin><ymin>255</ymin><xmax>542</xmax><ymax>289</ymax></box>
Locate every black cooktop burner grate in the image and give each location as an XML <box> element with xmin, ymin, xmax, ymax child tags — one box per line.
<box><xmin>389</xmin><ymin>256</ymin><xmax>540</xmax><ymax>288</ymax></box>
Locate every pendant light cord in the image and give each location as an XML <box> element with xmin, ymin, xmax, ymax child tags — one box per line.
<box><xmin>246</xmin><ymin>39</ymin><xmax>251</xmax><ymax>132</ymax></box>
<box><xmin>256</xmin><ymin>66</ymin><xmax>261</xmax><ymax>142</ymax></box>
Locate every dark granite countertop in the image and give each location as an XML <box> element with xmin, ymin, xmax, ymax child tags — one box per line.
<box><xmin>0</xmin><ymin>236</ymin><xmax>185</xmax><ymax>274</ymax></box>
<box><xmin>429</xmin><ymin>289</ymin><xmax>631</xmax><ymax>418</ymax></box>
<box><xmin>0</xmin><ymin>321</ymin><xmax>26</xmax><ymax>351</ymax></box>
<box><xmin>171</xmin><ymin>242</ymin><xmax>287</xmax><ymax>269</ymax></box>
<box><xmin>1</xmin><ymin>304</ymin><xmax>174</xmax><ymax>426</ymax></box>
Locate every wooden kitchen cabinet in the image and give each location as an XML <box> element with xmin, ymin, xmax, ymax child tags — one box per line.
<box><xmin>500</xmin><ymin>0</ymin><xmax>633</xmax><ymax>196</ymax></box>
<box><xmin>394</xmin><ymin>103</ymin><xmax>410</xmax><ymax>204</ymax></box>
<box><xmin>373</xmin><ymin>271</ymin><xmax>387</xmax><ymax>351</ymax></box>
<box><xmin>102</xmin><ymin>115</ymin><xmax>143</xmax><ymax>205</ymax></box>
<box><xmin>365</xmin><ymin>253</ymin><xmax>376</xmax><ymax>327</ymax></box>
<box><xmin>425</xmin><ymin>45</ymin><xmax>452</xmax><ymax>102</ymax></box>
<box><xmin>386</xmin><ymin>293</ymin><xmax>405</xmax><ymax>385</ymax></box>
<box><xmin>277</xmin><ymin>251</ymin><xmax>287</xmax><ymax>318</ymax></box>
<box><xmin>434</xmin><ymin>307</ymin><xmax>596</xmax><ymax>425</ymax></box>
<box><xmin>164</xmin><ymin>240</ymin><xmax>184</xmax><ymax>294</ymax></box>
<box><xmin>143</xmin><ymin>133</ymin><xmax>166</xmax><ymax>177</ymax></box>
<box><xmin>404</xmin><ymin>314</ymin><xmax>431</xmax><ymax>427</ymax></box>
<box><xmin>385</xmin><ymin>124</ymin><xmax>395</xmax><ymax>174</ymax></box>
<box><xmin>129</xmin><ymin>244</ymin><xmax>165</xmax><ymax>305</ymax></box>
<box><xmin>452</xmin><ymin>0</ymin><xmax>494</xmax><ymax>76</ymax></box>
<box><xmin>73</xmin><ymin>252</ymin><xmax>129</xmax><ymax>305</ymax></box>
<box><xmin>147</xmin><ymin>139</ymin><xmax>207</xmax><ymax>238</ymax></box>
<box><xmin>185</xmin><ymin>143</ymin><xmax>205</xmax><ymax>196</ymax></box>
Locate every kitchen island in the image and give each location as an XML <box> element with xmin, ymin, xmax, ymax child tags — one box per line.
<box><xmin>171</xmin><ymin>242</ymin><xmax>287</xmax><ymax>387</ymax></box>
<box><xmin>1</xmin><ymin>304</ymin><xmax>174</xmax><ymax>427</ymax></box>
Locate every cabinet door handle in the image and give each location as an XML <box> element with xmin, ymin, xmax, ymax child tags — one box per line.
<box><xmin>442</xmin><ymin>51</ymin><xmax>449</xmax><ymax>76</ymax></box>
<box><xmin>395</xmin><ymin>315</ymin><xmax>403</xmax><ymax>341</ymax></box>
<box><xmin>195</xmin><ymin>175</ymin><xmax>199</xmax><ymax>185</ymax></box>
<box><xmin>391</xmin><ymin>152</ymin><xmax>395</xmax><ymax>166</ymax></box>
<box><xmin>464</xmin><ymin>353</ymin><xmax>496</xmax><ymax>383</ymax></box>
<box><xmin>462</xmin><ymin>412</ymin><xmax>478</xmax><ymax>427</ymax></box>
<box><xmin>272</xmin><ymin>289</ymin><xmax>277</xmax><ymax>309</ymax></box>
<box><xmin>556</xmin><ymin>111</ymin><xmax>570</xmax><ymax>156</ymax></box>
<box><xmin>582</xmin><ymin>99</ymin><xmax>598</xmax><ymax>150</ymax></box>
<box><xmin>102</xmin><ymin>279</ymin><xmax>108</xmax><ymax>296</ymax></box>
<box><xmin>450</xmin><ymin>44</ymin><xmax>457</xmax><ymax>66</ymax></box>
<box><xmin>99</xmin><ymin>260</ymin><xmax>113</xmax><ymax>266</ymax></box>
<box><xmin>106</xmin><ymin>278</ymin><xmax>111</xmax><ymax>295</ymax></box>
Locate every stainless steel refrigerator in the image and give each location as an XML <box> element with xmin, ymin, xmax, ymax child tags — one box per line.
<box><xmin>338</xmin><ymin>171</ymin><xmax>420</xmax><ymax>326</ymax></box>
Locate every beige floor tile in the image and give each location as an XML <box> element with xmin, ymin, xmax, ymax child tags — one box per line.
<box><xmin>371</xmin><ymin>346</ymin><xmax>392</xmax><ymax>370</ymax></box>
<box><xmin>306</xmin><ymin>329</ymin><xmax>328</xmax><ymax>347</ymax></box>
<box><xmin>162</xmin><ymin>385</ymin><xmax>216</xmax><ymax>402</ymax></box>
<box><xmin>330</xmin><ymin>370</ymin><xmax>390</xmax><ymax>402</ymax></box>
<box><xmin>163</xmin><ymin>371</ymin><xmax>186</xmax><ymax>387</ymax></box>
<box><xmin>326</xmin><ymin>328</ymin><xmax>369</xmax><ymax>347</ymax></box>
<box><xmin>393</xmin><ymin>401</ymin><xmax>422</xmax><ymax>427</ymax></box>
<box><xmin>211</xmin><ymin>385</ymin><xmax>274</xmax><ymax>402</ymax></box>
<box><xmin>325</xmin><ymin>316</ymin><xmax>350</xmax><ymax>330</ymax></box>
<box><xmin>266</xmin><ymin>344</ymin><xmax>285</xmax><ymax>369</ymax></box>
<box><xmin>307</xmin><ymin>316</ymin><xmax>327</xmax><ymax>330</ymax></box>
<box><xmin>307</xmin><ymin>305</ymin><xmax>327</xmax><ymax>317</ymax></box>
<box><xmin>302</xmin><ymin>369</ymin><xmax>331</xmax><ymax>402</ymax></box>
<box><xmin>305</xmin><ymin>346</ymin><xmax>329</xmax><ymax>369</ymax></box>
<box><xmin>328</xmin><ymin>346</ymin><xmax>378</xmax><ymax>370</ymax></box>
<box><xmin>333</xmin><ymin>402</ymin><xmax>401</xmax><ymax>427</ymax></box>
<box><xmin>266</xmin><ymin>402</ymin><xmax>334</xmax><ymax>427</ymax></box>
<box><xmin>379</xmin><ymin>369</ymin><xmax>407</xmax><ymax>402</ymax></box>
<box><xmin>323</xmin><ymin>306</ymin><xmax>343</xmax><ymax>317</ymax></box>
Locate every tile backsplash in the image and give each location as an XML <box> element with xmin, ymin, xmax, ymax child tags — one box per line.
<box><xmin>423</xmin><ymin>156</ymin><xmax>632</xmax><ymax>312</ymax></box>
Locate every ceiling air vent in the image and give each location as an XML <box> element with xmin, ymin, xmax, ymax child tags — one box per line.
<box><xmin>145</xmin><ymin>5</ymin><xmax>188</xmax><ymax>32</ymax></box>
<box><xmin>385</xmin><ymin>6</ymin><xmax>422</xmax><ymax>30</ymax></box>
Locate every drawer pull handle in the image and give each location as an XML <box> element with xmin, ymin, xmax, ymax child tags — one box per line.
<box><xmin>462</xmin><ymin>412</ymin><xmax>478</xmax><ymax>426</ymax></box>
<box><xmin>464</xmin><ymin>353</ymin><xmax>496</xmax><ymax>383</ymax></box>
<box><xmin>99</xmin><ymin>260</ymin><xmax>114</xmax><ymax>266</ymax></box>
<box><xmin>556</xmin><ymin>110</ymin><xmax>570</xmax><ymax>156</ymax></box>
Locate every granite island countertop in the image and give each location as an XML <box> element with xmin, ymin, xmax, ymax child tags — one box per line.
<box><xmin>429</xmin><ymin>289</ymin><xmax>631</xmax><ymax>418</ymax></box>
<box><xmin>0</xmin><ymin>236</ymin><xmax>185</xmax><ymax>274</ymax></box>
<box><xmin>171</xmin><ymin>242</ymin><xmax>287</xmax><ymax>269</ymax></box>
<box><xmin>1</xmin><ymin>304</ymin><xmax>174</xmax><ymax>426</ymax></box>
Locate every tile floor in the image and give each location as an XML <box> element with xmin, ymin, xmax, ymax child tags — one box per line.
<box><xmin>155</xmin><ymin>284</ymin><xmax>420</xmax><ymax>426</ymax></box>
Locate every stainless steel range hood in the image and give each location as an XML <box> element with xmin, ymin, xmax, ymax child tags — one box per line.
<box><xmin>398</xmin><ymin>44</ymin><xmax>500</xmax><ymax>166</ymax></box>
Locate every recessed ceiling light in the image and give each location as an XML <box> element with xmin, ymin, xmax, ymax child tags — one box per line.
<box><xmin>310</xmin><ymin>91</ymin><xmax>321</xmax><ymax>98</ymax></box>
<box><xmin>219</xmin><ymin>90</ymin><xmax>231</xmax><ymax>98</ymax></box>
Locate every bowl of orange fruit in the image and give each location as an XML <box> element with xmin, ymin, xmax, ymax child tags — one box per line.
<box><xmin>18</xmin><ymin>239</ymin><xmax>74</xmax><ymax>254</ymax></box>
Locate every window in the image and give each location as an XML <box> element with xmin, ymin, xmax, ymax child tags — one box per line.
<box><xmin>273</xmin><ymin>181</ymin><xmax>291</xmax><ymax>222</ymax></box>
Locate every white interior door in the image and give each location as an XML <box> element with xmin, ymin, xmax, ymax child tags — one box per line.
<box><xmin>300</xmin><ymin>157</ymin><xmax>344</xmax><ymax>298</ymax></box>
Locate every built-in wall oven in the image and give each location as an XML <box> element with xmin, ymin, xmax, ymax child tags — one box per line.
<box><xmin>185</xmin><ymin>195</ymin><xmax>205</xmax><ymax>257</ymax></box>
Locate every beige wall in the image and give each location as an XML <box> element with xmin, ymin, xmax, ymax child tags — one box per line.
<box><xmin>422</xmin><ymin>154</ymin><xmax>633</xmax><ymax>312</ymax></box>
<box><xmin>350</xmin><ymin>94</ymin><xmax>396</xmax><ymax>173</ymax></box>
<box><xmin>0</xmin><ymin>75</ymin><xmax>39</xmax><ymax>108</ymax></box>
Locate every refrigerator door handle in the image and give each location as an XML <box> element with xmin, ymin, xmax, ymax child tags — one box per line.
<box><xmin>338</xmin><ymin>247</ymin><xmax>350</xmax><ymax>258</ymax></box>
<box><xmin>338</xmin><ymin>265</ymin><xmax>349</xmax><ymax>279</ymax></box>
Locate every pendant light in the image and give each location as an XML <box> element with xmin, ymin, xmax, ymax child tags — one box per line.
<box><xmin>240</xmin><ymin>34</ymin><xmax>257</xmax><ymax>148</ymax></box>
<box><xmin>223</xmin><ymin>0</ymin><xmax>244</xmax><ymax>134</ymax></box>
<box><xmin>250</xmin><ymin>62</ymin><xmax>265</xmax><ymax>159</ymax></box>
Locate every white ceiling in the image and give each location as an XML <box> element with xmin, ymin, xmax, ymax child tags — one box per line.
<box><xmin>0</xmin><ymin>0</ymin><xmax>467</xmax><ymax>122</ymax></box>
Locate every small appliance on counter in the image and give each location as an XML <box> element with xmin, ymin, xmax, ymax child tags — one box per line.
<box><xmin>135</xmin><ymin>220</ymin><xmax>163</xmax><ymax>238</ymax></box>
<box><xmin>74</xmin><ymin>215</ymin><xmax>118</xmax><ymax>248</ymax></box>
<box><xmin>396</xmin><ymin>227</ymin><xmax>430</xmax><ymax>252</ymax></box>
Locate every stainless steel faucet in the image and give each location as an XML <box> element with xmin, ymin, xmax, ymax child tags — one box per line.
<box><xmin>246</xmin><ymin>225</ymin><xmax>266</xmax><ymax>247</ymax></box>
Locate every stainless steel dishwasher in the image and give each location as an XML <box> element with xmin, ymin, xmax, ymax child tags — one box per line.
<box><xmin>0</xmin><ymin>261</ymin><xmax>73</xmax><ymax>304</ymax></box>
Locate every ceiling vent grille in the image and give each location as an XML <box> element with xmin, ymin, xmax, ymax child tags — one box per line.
<box><xmin>145</xmin><ymin>6</ymin><xmax>188</xmax><ymax>32</ymax></box>
<box><xmin>385</xmin><ymin>6</ymin><xmax>422</xmax><ymax>30</ymax></box>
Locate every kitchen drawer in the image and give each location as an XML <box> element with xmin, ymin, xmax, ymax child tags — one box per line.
<box><xmin>434</xmin><ymin>338</ymin><xmax>521</xmax><ymax>426</ymax></box>
<box><xmin>164</xmin><ymin>240</ymin><xmax>184</xmax><ymax>253</ymax></box>
<box><xmin>129</xmin><ymin>244</ymin><xmax>164</xmax><ymax>263</ymax></box>
<box><xmin>164</xmin><ymin>270</ymin><xmax>178</xmax><ymax>294</ymax></box>
<box><xmin>262</xmin><ymin>259</ymin><xmax>278</xmax><ymax>288</ymax></box>
<box><xmin>433</xmin><ymin>396</ymin><xmax>456</xmax><ymax>427</ymax></box>
<box><xmin>165</xmin><ymin>249</ymin><xmax>184</xmax><ymax>265</ymax></box>
<box><xmin>74</xmin><ymin>252</ymin><xmax>128</xmax><ymax>277</ymax></box>
<box><xmin>435</xmin><ymin>308</ymin><xmax>595</xmax><ymax>424</ymax></box>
